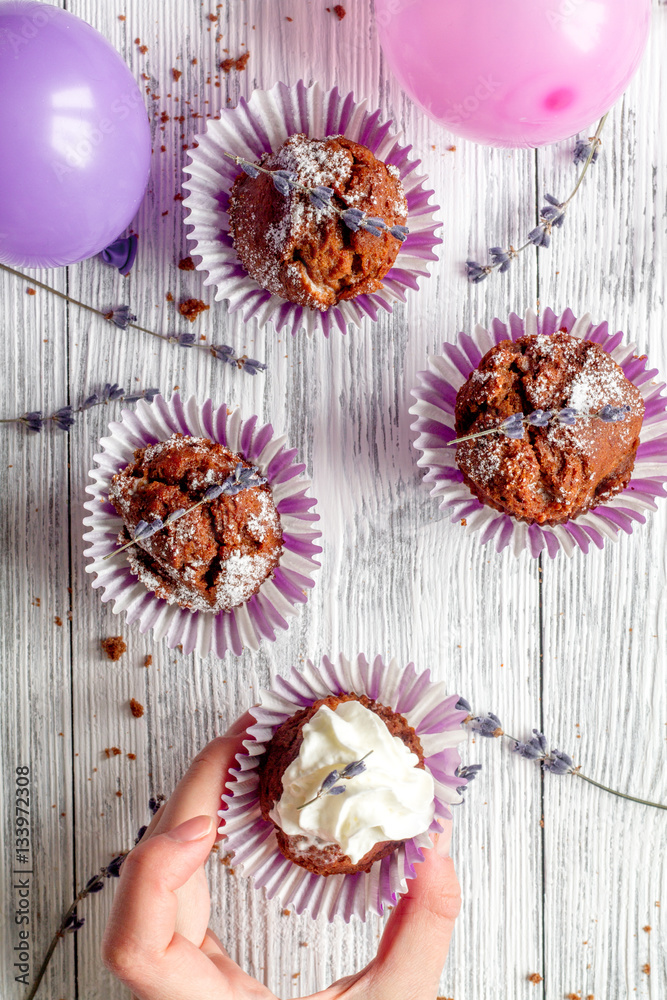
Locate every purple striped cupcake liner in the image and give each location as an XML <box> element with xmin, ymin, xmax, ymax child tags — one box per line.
<box><xmin>219</xmin><ymin>654</ymin><xmax>468</xmax><ymax>922</ymax></box>
<box><xmin>409</xmin><ymin>308</ymin><xmax>667</xmax><ymax>558</ymax></box>
<box><xmin>82</xmin><ymin>394</ymin><xmax>322</xmax><ymax>658</ymax></box>
<box><xmin>182</xmin><ymin>79</ymin><xmax>441</xmax><ymax>337</ymax></box>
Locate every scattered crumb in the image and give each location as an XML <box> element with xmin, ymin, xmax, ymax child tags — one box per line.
<box><xmin>220</xmin><ymin>852</ymin><xmax>236</xmax><ymax>874</ymax></box>
<box><xmin>178</xmin><ymin>256</ymin><xmax>196</xmax><ymax>271</ymax></box>
<box><xmin>26</xmin><ymin>288</ymin><xmax>36</xmax><ymax>295</ymax></box>
<box><xmin>174</xmin><ymin>192</ymin><xmax>184</xmax><ymax>201</ymax></box>
<box><xmin>116</xmin><ymin>790</ymin><xmax>123</xmax><ymax>797</ymax></box>
<box><xmin>332</xmin><ymin>4</ymin><xmax>346</xmax><ymax>18</ymax></box>
<box><xmin>207</xmin><ymin>11</ymin><xmax>218</xmax><ymax>20</ymax></box>
<box><xmin>447</xmin><ymin>144</ymin><xmax>457</xmax><ymax>151</ymax></box>
<box><xmin>129</xmin><ymin>698</ymin><xmax>145</xmax><ymax>718</ymax></box>
<box><xmin>127</xmin><ymin>753</ymin><xmax>137</xmax><ymax>760</ymax></box>
<box><xmin>166</xmin><ymin>292</ymin><xmax>174</xmax><ymax>302</ymax></box>
<box><xmin>460</xmin><ymin>518</ymin><xmax>467</xmax><ymax>527</ymax></box>
<box><xmin>643</xmin><ymin>925</ymin><xmax>651</xmax><ymax>932</ymax></box>
<box><xmin>527</xmin><ymin>973</ymin><xmax>543</xmax><ymax>984</ymax></box>
<box><xmin>642</xmin><ymin>964</ymin><xmax>651</xmax><ymax>976</ymax></box>
<box><xmin>220</xmin><ymin>51</ymin><xmax>250</xmax><ymax>72</ymax></box>
<box><xmin>179</xmin><ymin>298</ymin><xmax>210</xmax><ymax>322</ymax></box>
<box><xmin>54</xmin><ymin>616</ymin><xmax>62</xmax><ymax>627</ymax></box>
<box><xmin>282</xmin><ymin>909</ymin><xmax>291</xmax><ymax>916</ymax></box>
<box><xmin>32</xmin><ymin>597</ymin><xmax>41</xmax><ymax>607</ymax></box>
<box><xmin>101</xmin><ymin>636</ymin><xmax>127</xmax><ymax>661</ymax></box>
<box><xmin>144</xmin><ymin>654</ymin><xmax>153</xmax><ymax>668</ymax></box>
<box><xmin>118</xmin><ymin>14</ymin><xmax>125</xmax><ymax>20</ymax></box>
<box><xmin>172</xmin><ymin>68</ymin><xmax>182</xmax><ymax>82</ymax></box>
<box><xmin>300</xmin><ymin>941</ymin><xmax>308</xmax><ymax>947</ymax></box>
<box><xmin>104</xmin><ymin>747</ymin><xmax>122</xmax><ymax>758</ymax></box>
<box><xmin>286</xmin><ymin>15</ymin><xmax>292</xmax><ymax>20</ymax></box>
<box><xmin>565</xmin><ymin>994</ymin><xmax>581</xmax><ymax>999</ymax></box>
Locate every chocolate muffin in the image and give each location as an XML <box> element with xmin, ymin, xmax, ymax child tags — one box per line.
<box><xmin>455</xmin><ymin>332</ymin><xmax>645</xmax><ymax>525</ymax></box>
<box><xmin>109</xmin><ymin>434</ymin><xmax>282</xmax><ymax>612</ymax></box>
<box><xmin>228</xmin><ymin>133</ymin><xmax>408</xmax><ymax>311</ymax></box>
<box><xmin>258</xmin><ymin>693</ymin><xmax>429</xmax><ymax>876</ymax></box>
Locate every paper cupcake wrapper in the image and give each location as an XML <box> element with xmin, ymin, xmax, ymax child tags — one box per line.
<box><xmin>220</xmin><ymin>654</ymin><xmax>468</xmax><ymax>922</ymax></box>
<box><xmin>409</xmin><ymin>308</ymin><xmax>667</xmax><ymax>558</ymax></box>
<box><xmin>82</xmin><ymin>394</ymin><xmax>322</xmax><ymax>658</ymax></box>
<box><xmin>182</xmin><ymin>79</ymin><xmax>442</xmax><ymax>337</ymax></box>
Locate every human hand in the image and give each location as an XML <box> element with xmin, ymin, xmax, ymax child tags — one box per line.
<box><xmin>102</xmin><ymin>717</ymin><xmax>461</xmax><ymax>1000</ymax></box>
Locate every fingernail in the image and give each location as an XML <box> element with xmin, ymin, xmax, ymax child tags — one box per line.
<box><xmin>166</xmin><ymin>815</ymin><xmax>214</xmax><ymax>843</ymax></box>
<box><xmin>435</xmin><ymin>820</ymin><xmax>453</xmax><ymax>858</ymax></box>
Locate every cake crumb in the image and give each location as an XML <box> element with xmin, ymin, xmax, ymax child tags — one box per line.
<box><xmin>116</xmin><ymin>790</ymin><xmax>123</xmax><ymax>797</ymax></box>
<box><xmin>104</xmin><ymin>747</ymin><xmax>122</xmax><ymax>758</ymax></box>
<box><xmin>220</xmin><ymin>51</ymin><xmax>250</xmax><ymax>72</ymax></box>
<box><xmin>178</xmin><ymin>256</ymin><xmax>196</xmax><ymax>271</ymax></box>
<box><xmin>101</xmin><ymin>636</ymin><xmax>127</xmax><ymax>661</ymax></box>
<box><xmin>144</xmin><ymin>654</ymin><xmax>153</xmax><ymax>668</ymax></box>
<box><xmin>642</xmin><ymin>964</ymin><xmax>651</xmax><ymax>975</ymax></box>
<box><xmin>179</xmin><ymin>298</ymin><xmax>210</xmax><ymax>322</ymax></box>
<box><xmin>130</xmin><ymin>698</ymin><xmax>145</xmax><ymax>718</ymax></box>
<box><xmin>282</xmin><ymin>908</ymin><xmax>291</xmax><ymax>916</ymax></box>
<box><xmin>118</xmin><ymin>14</ymin><xmax>125</xmax><ymax>20</ymax></box>
<box><xmin>172</xmin><ymin>68</ymin><xmax>182</xmax><ymax>82</ymax></box>
<box><xmin>332</xmin><ymin>4</ymin><xmax>346</xmax><ymax>18</ymax></box>
<box><xmin>54</xmin><ymin>616</ymin><xmax>62</xmax><ymax>627</ymax></box>
<box><xmin>26</xmin><ymin>288</ymin><xmax>36</xmax><ymax>295</ymax></box>
<box><xmin>527</xmin><ymin>973</ymin><xmax>543</xmax><ymax>984</ymax></box>
<box><xmin>174</xmin><ymin>193</ymin><xmax>184</xmax><ymax>201</ymax></box>
<box><xmin>643</xmin><ymin>925</ymin><xmax>651</xmax><ymax>932</ymax></box>
<box><xmin>166</xmin><ymin>292</ymin><xmax>174</xmax><ymax>302</ymax></box>
<box><xmin>127</xmin><ymin>753</ymin><xmax>137</xmax><ymax>760</ymax></box>
<box><xmin>447</xmin><ymin>144</ymin><xmax>457</xmax><ymax>151</ymax></box>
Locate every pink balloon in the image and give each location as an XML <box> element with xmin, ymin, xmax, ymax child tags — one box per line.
<box><xmin>375</xmin><ymin>0</ymin><xmax>651</xmax><ymax>148</ymax></box>
<box><xmin>0</xmin><ymin>1</ymin><xmax>151</xmax><ymax>268</ymax></box>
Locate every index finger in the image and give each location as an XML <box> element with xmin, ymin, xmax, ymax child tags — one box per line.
<box><xmin>152</xmin><ymin>712</ymin><xmax>254</xmax><ymax>839</ymax></box>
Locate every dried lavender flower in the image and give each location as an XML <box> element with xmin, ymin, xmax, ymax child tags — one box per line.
<box><xmin>466</xmin><ymin>113</ymin><xmax>606</xmax><ymax>282</ymax></box>
<box><xmin>543</xmin><ymin>749</ymin><xmax>574</xmax><ymax>775</ymax></box>
<box><xmin>106</xmin><ymin>463</ymin><xmax>267</xmax><ymax>560</ymax></box>
<box><xmin>470</xmin><ymin>713</ymin><xmax>503</xmax><ymax>738</ymax></box>
<box><xmin>297</xmin><ymin>751</ymin><xmax>373</xmax><ymax>810</ymax></box>
<box><xmin>465</xmin><ymin>260</ymin><xmax>491</xmax><ymax>284</ymax></box>
<box><xmin>224</xmin><ymin>151</ymin><xmax>409</xmax><ymax>243</ymax></box>
<box><xmin>574</xmin><ymin>138</ymin><xmax>600</xmax><ymax>165</ymax></box>
<box><xmin>105</xmin><ymin>305</ymin><xmax>137</xmax><ymax>329</ymax></box>
<box><xmin>455</xmin><ymin>696</ymin><xmax>472</xmax><ymax>714</ymax></box>
<box><xmin>241</xmin><ymin>357</ymin><xmax>268</xmax><ymax>376</ymax></box>
<box><xmin>3</xmin><ymin>385</ymin><xmax>159</xmax><ymax>435</ymax></box>
<box><xmin>272</xmin><ymin>168</ymin><xmax>297</xmax><ymax>196</ymax></box>
<box><xmin>448</xmin><ymin>404</ymin><xmax>632</xmax><ymax>447</ymax></box>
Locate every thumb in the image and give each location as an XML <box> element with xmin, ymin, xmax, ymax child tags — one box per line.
<box><xmin>369</xmin><ymin>822</ymin><xmax>461</xmax><ymax>999</ymax></box>
<box><xmin>103</xmin><ymin>815</ymin><xmax>216</xmax><ymax>979</ymax></box>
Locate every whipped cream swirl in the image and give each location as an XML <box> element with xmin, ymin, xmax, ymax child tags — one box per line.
<box><xmin>270</xmin><ymin>699</ymin><xmax>435</xmax><ymax>864</ymax></box>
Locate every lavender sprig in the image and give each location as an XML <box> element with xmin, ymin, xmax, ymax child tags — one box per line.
<box><xmin>297</xmin><ymin>750</ymin><xmax>374</xmax><ymax>810</ymax></box>
<box><xmin>104</xmin><ymin>462</ymin><xmax>267</xmax><ymax>561</ymax></box>
<box><xmin>462</xmin><ymin>712</ymin><xmax>667</xmax><ymax>811</ymax></box>
<box><xmin>466</xmin><ymin>113</ymin><xmax>607</xmax><ymax>283</ymax></box>
<box><xmin>24</xmin><ymin>796</ymin><xmax>165</xmax><ymax>1000</ymax></box>
<box><xmin>225</xmin><ymin>151</ymin><xmax>409</xmax><ymax>244</ymax></box>
<box><xmin>448</xmin><ymin>403</ymin><xmax>631</xmax><ymax>446</ymax></box>
<box><xmin>1</xmin><ymin>385</ymin><xmax>159</xmax><ymax>434</ymax></box>
<box><xmin>0</xmin><ymin>263</ymin><xmax>266</xmax><ymax>376</ymax></box>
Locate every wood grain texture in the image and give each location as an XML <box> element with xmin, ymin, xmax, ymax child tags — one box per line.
<box><xmin>0</xmin><ymin>0</ymin><xmax>665</xmax><ymax>998</ymax></box>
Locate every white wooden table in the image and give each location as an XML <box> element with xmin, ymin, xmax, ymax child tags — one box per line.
<box><xmin>2</xmin><ymin>2</ymin><xmax>666</xmax><ymax>997</ymax></box>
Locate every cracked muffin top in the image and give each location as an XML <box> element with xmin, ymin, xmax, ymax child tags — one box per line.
<box><xmin>454</xmin><ymin>332</ymin><xmax>645</xmax><ymax>525</ymax></box>
<box><xmin>227</xmin><ymin>133</ymin><xmax>407</xmax><ymax>311</ymax></box>
<box><xmin>109</xmin><ymin>434</ymin><xmax>282</xmax><ymax>613</ymax></box>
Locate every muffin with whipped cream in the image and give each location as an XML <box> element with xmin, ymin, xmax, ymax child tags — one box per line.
<box><xmin>257</xmin><ymin>692</ymin><xmax>435</xmax><ymax>876</ymax></box>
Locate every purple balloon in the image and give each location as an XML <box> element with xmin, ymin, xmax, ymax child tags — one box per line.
<box><xmin>0</xmin><ymin>1</ymin><xmax>151</xmax><ymax>267</ymax></box>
